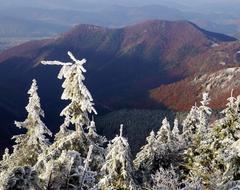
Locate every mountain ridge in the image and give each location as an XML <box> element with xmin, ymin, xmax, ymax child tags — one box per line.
<box><xmin>0</xmin><ymin>20</ymin><xmax>238</xmax><ymax>102</ymax></box>
<box><xmin>0</xmin><ymin>20</ymin><xmax>239</xmax><ymax>139</ymax></box>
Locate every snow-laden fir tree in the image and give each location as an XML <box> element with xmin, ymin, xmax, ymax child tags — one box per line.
<box><xmin>156</xmin><ymin>117</ymin><xmax>172</xmax><ymax>144</ymax></box>
<box><xmin>182</xmin><ymin>103</ymin><xmax>199</xmax><ymax>146</ymax></box>
<box><xmin>35</xmin><ymin>145</ymin><xmax>96</xmax><ymax>189</ymax></box>
<box><xmin>134</xmin><ymin>130</ymin><xmax>157</xmax><ymax>184</ymax></box>
<box><xmin>134</xmin><ymin>131</ymin><xmax>156</xmax><ymax>171</ymax></box>
<box><xmin>151</xmin><ymin>166</ymin><xmax>178</xmax><ymax>190</ymax></box>
<box><xmin>198</xmin><ymin>93</ymin><xmax>212</xmax><ymax>135</ymax></box>
<box><xmin>154</xmin><ymin>118</ymin><xmax>182</xmax><ymax>169</ymax></box>
<box><xmin>181</xmin><ymin>94</ymin><xmax>212</xmax><ymax>189</ymax></box>
<box><xmin>98</xmin><ymin>125</ymin><xmax>138</xmax><ymax>190</ymax></box>
<box><xmin>42</xmin><ymin>52</ymin><xmax>105</xmax><ymax>171</ymax></box>
<box><xmin>0</xmin><ymin>79</ymin><xmax>52</xmax><ymax>173</ymax></box>
<box><xmin>210</xmin><ymin>93</ymin><xmax>240</xmax><ymax>187</ymax></box>
<box><xmin>183</xmin><ymin>91</ymin><xmax>240</xmax><ymax>189</ymax></box>
<box><xmin>221</xmin><ymin>89</ymin><xmax>237</xmax><ymax>119</ymax></box>
<box><xmin>41</xmin><ymin>51</ymin><xmax>97</xmax><ymax>133</ymax></box>
<box><xmin>182</xmin><ymin>93</ymin><xmax>211</xmax><ymax>147</ymax></box>
<box><xmin>172</xmin><ymin>119</ymin><xmax>180</xmax><ymax>140</ymax></box>
<box><xmin>87</xmin><ymin>118</ymin><xmax>106</xmax><ymax>146</ymax></box>
<box><xmin>134</xmin><ymin>117</ymin><xmax>183</xmax><ymax>187</ymax></box>
<box><xmin>1</xmin><ymin>166</ymin><xmax>40</xmax><ymax>190</ymax></box>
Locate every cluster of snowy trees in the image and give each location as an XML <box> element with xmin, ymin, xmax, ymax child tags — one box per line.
<box><xmin>0</xmin><ymin>52</ymin><xmax>240</xmax><ymax>190</ymax></box>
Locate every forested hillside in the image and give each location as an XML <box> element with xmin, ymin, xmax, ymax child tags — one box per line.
<box><xmin>1</xmin><ymin>52</ymin><xmax>240</xmax><ymax>189</ymax></box>
<box><xmin>0</xmin><ymin>20</ymin><xmax>239</xmax><ymax>155</ymax></box>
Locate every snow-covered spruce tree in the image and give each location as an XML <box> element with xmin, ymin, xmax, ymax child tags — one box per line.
<box><xmin>87</xmin><ymin>118</ymin><xmax>107</xmax><ymax>147</ymax></box>
<box><xmin>134</xmin><ymin>131</ymin><xmax>156</xmax><ymax>175</ymax></box>
<box><xmin>154</xmin><ymin>117</ymin><xmax>172</xmax><ymax>169</ymax></box>
<box><xmin>182</xmin><ymin>93</ymin><xmax>211</xmax><ymax>147</ymax></box>
<box><xmin>181</xmin><ymin>94</ymin><xmax>212</xmax><ymax>189</ymax></box>
<box><xmin>182</xmin><ymin>104</ymin><xmax>199</xmax><ymax>146</ymax></box>
<box><xmin>42</xmin><ymin>51</ymin><xmax>97</xmax><ymax>130</ymax></box>
<box><xmin>198</xmin><ymin>93</ymin><xmax>212</xmax><ymax>135</ymax></box>
<box><xmin>98</xmin><ymin>125</ymin><xmax>138</xmax><ymax>190</ymax></box>
<box><xmin>151</xmin><ymin>166</ymin><xmax>178</xmax><ymax>190</ymax></box>
<box><xmin>0</xmin><ymin>79</ymin><xmax>52</xmax><ymax>172</ymax></box>
<box><xmin>134</xmin><ymin>117</ymin><xmax>184</xmax><ymax>186</ymax></box>
<box><xmin>154</xmin><ymin>117</ymin><xmax>183</xmax><ymax>170</ymax></box>
<box><xmin>41</xmin><ymin>52</ymin><xmax>105</xmax><ymax>171</ymax></box>
<box><xmin>183</xmin><ymin>92</ymin><xmax>240</xmax><ymax>189</ymax></box>
<box><xmin>172</xmin><ymin>118</ymin><xmax>180</xmax><ymax>140</ymax></box>
<box><xmin>35</xmin><ymin>145</ymin><xmax>96</xmax><ymax>189</ymax></box>
<box><xmin>1</xmin><ymin>166</ymin><xmax>40</xmax><ymax>190</ymax></box>
<box><xmin>156</xmin><ymin>117</ymin><xmax>172</xmax><ymax>144</ymax></box>
<box><xmin>210</xmin><ymin>93</ymin><xmax>240</xmax><ymax>187</ymax></box>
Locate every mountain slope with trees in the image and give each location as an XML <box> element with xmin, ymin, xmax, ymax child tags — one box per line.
<box><xmin>0</xmin><ymin>20</ymin><xmax>237</xmax><ymax>114</ymax></box>
<box><xmin>0</xmin><ymin>20</ymin><xmax>239</xmax><ymax>155</ymax></box>
<box><xmin>1</xmin><ymin>52</ymin><xmax>240</xmax><ymax>189</ymax></box>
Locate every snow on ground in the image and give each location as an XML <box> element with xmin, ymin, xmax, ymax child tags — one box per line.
<box><xmin>193</xmin><ymin>67</ymin><xmax>240</xmax><ymax>92</ymax></box>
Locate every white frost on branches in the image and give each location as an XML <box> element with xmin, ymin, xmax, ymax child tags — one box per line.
<box><xmin>151</xmin><ymin>166</ymin><xmax>178</xmax><ymax>190</ymax></box>
<box><xmin>0</xmin><ymin>79</ymin><xmax>52</xmax><ymax>172</ymax></box>
<box><xmin>198</xmin><ymin>92</ymin><xmax>212</xmax><ymax>134</ymax></box>
<box><xmin>98</xmin><ymin>125</ymin><xmax>137</xmax><ymax>190</ymax></box>
<box><xmin>14</xmin><ymin>79</ymin><xmax>52</xmax><ymax>147</ymax></box>
<box><xmin>42</xmin><ymin>51</ymin><xmax>97</xmax><ymax>131</ymax></box>
<box><xmin>156</xmin><ymin>117</ymin><xmax>171</xmax><ymax>143</ymax></box>
<box><xmin>134</xmin><ymin>130</ymin><xmax>156</xmax><ymax>170</ymax></box>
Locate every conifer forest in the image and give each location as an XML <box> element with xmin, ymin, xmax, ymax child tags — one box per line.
<box><xmin>0</xmin><ymin>52</ymin><xmax>240</xmax><ymax>190</ymax></box>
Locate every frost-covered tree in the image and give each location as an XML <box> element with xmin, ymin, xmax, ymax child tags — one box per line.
<box><xmin>198</xmin><ymin>93</ymin><xmax>212</xmax><ymax>135</ymax></box>
<box><xmin>42</xmin><ymin>52</ymin><xmax>105</xmax><ymax>171</ymax></box>
<box><xmin>182</xmin><ymin>93</ymin><xmax>211</xmax><ymax>146</ymax></box>
<box><xmin>41</xmin><ymin>51</ymin><xmax>96</xmax><ymax>133</ymax></box>
<box><xmin>1</xmin><ymin>166</ymin><xmax>40</xmax><ymax>190</ymax></box>
<box><xmin>172</xmin><ymin>119</ymin><xmax>184</xmax><ymax>151</ymax></box>
<box><xmin>134</xmin><ymin>117</ymin><xmax>184</xmax><ymax>186</ymax></box>
<box><xmin>154</xmin><ymin>118</ymin><xmax>181</xmax><ymax>170</ymax></box>
<box><xmin>183</xmin><ymin>92</ymin><xmax>240</xmax><ymax>189</ymax></box>
<box><xmin>87</xmin><ymin>118</ymin><xmax>106</xmax><ymax>146</ymax></box>
<box><xmin>35</xmin><ymin>146</ymin><xmax>96</xmax><ymax>190</ymax></box>
<box><xmin>182</xmin><ymin>95</ymin><xmax>212</xmax><ymax>189</ymax></box>
<box><xmin>156</xmin><ymin>117</ymin><xmax>172</xmax><ymax>144</ymax></box>
<box><xmin>172</xmin><ymin>119</ymin><xmax>180</xmax><ymax>140</ymax></box>
<box><xmin>221</xmin><ymin>89</ymin><xmax>236</xmax><ymax>118</ymax></box>
<box><xmin>134</xmin><ymin>131</ymin><xmax>156</xmax><ymax>171</ymax></box>
<box><xmin>98</xmin><ymin>125</ymin><xmax>137</xmax><ymax>190</ymax></box>
<box><xmin>209</xmin><ymin>93</ymin><xmax>240</xmax><ymax>187</ymax></box>
<box><xmin>0</xmin><ymin>79</ymin><xmax>52</xmax><ymax>172</ymax></box>
<box><xmin>182</xmin><ymin>104</ymin><xmax>199</xmax><ymax>145</ymax></box>
<box><xmin>134</xmin><ymin>131</ymin><xmax>157</xmax><ymax>184</ymax></box>
<box><xmin>151</xmin><ymin>166</ymin><xmax>178</xmax><ymax>190</ymax></box>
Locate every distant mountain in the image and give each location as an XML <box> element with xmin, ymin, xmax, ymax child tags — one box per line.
<box><xmin>0</xmin><ymin>2</ymin><xmax>240</xmax><ymax>39</ymax></box>
<box><xmin>234</xmin><ymin>32</ymin><xmax>240</xmax><ymax>40</ymax></box>
<box><xmin>0</xmin><ymin>17</ymin><xmax>67</xmax><ymax>38</ymax></box>
<box><xmin>0</xmin><ymin>20</ymin><xmax>237</xmax><ymax>111</ymax></box>
<box><xmin>0</xmin><ymin>15</ymin><xmax>67</xmax><ymax>51</ymax></box>
<box><xmin>0</xmin><ymin>20</ymin><xmax>239</xmax><ymax>153</ymax></box>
